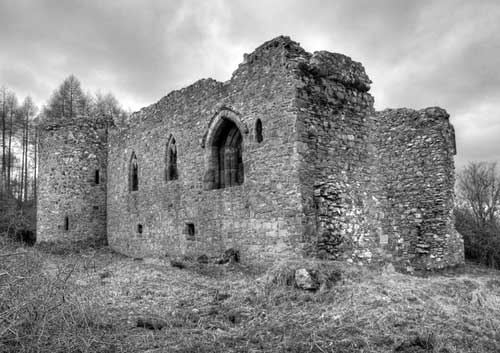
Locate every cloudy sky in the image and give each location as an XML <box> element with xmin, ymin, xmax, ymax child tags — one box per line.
<box><xmin>0</xmin><ymin>0</ymin><xmax>499</xmax><ymax>168</ymax></box>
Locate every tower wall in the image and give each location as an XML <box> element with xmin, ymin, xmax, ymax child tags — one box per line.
<box><xmin>294</xmin><ymin>52</ymin><xmax>463</xmax><ymax>270</ymax></box>
<box><xmin>293</xmin><ymin>51</ymin><xmax>381</xmax><ymax>262</ymax></box>
<box><xmin>374</xmin><ymin>108</ymin><xmax>464</xmax><ymax>270</ymax></box>
<box><xmin>37</xmin><ymin>118</ymin><xmax>107</xmax><ymax>243</ymax></box>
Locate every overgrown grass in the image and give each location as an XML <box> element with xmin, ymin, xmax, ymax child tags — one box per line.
<box><xmin>2</xmin><ymin>238</ymin><xmax>500</xmax><ymax>352</ymax></box>
<box><xmin>0</xmin><ymin>237</ymin><xmax>126</xmax><ymax>352</ymax></box>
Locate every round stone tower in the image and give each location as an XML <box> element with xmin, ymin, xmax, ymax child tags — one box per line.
<box><xmin>37</xmin><ymin>116</ymin><xmax>108</xmax><ymax>243</ymax></box>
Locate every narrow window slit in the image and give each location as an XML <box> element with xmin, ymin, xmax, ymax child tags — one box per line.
<box><xmin>129</xmin><ymin>152</ymin><xmax>138</xmax><ymax>191</ymax></box>
<box><xmin>185</xmin><ymin>223</ymin><xmax>195</xmax><ymax>240</ymax></box>
<box><xmin>166</xmin><ymin>136</ymin><xmax>178</xmax><ymax>181</ymax></box>
<box><xmin>255</xmin><ymin>119</ymin><xmax>263</xmax><ymax>143</ymax></box>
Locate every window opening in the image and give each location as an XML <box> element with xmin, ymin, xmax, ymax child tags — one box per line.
<box><xmin>204</xmin><ymin>118</ymin><xmax>244</xmax><ymax>189</ymax></box>
<box><xmin>129</xmin><ymin>152</ymin><xmax>138</xmax><ymax>191</ymax></box>
<box><xmin>185</xmin><ymin>223</ymin><xmax>195</xmax><ymax>240</ymax></box>
<box><xmin>137</xmin><ymin>224</ymin><xmax>143</xmax><ymax>234</ymax></box>
<box><xmin>166</xmin><ymin>137</ymin><xmax>178</xmax><ymax>181</ymax></box>
<box><xmin>255</xmin><ymin>119</ymin><xmax>263</xmax><ymax>143</ymax></box>
<box><xmin>64</xmin><ymin>216</ymin><xmax>69</xmax><ymax>231</ymax></box>
<box><xmin>95</xmin><ymin>169</ymin><xmax>100</xmax><ymax>184</ymax></box>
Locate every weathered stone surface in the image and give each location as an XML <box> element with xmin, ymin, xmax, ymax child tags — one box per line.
<box><xmin>37</xmin><ymin>118</ymin><xmax>107</xmax><ymax>243</ymax></box>
<box><xmin>197</xmin><ymin>254</ymin><xmax>209</xmax><ymax>264</ymax></box>
<box><xmin>36</xmin><ymin>35</ymin><xmax>464</xmax><ymax>271</ymax></box>
<box><xmin>294</xmin><ymin>268</ymin><xmax>320</xmax><ymax>290</ymax></box>
<box><xmin>216</xmin><ymin>248</ymin><xmax>240</xmax><ymax>264</ymax></box>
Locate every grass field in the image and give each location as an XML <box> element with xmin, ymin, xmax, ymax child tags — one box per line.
<box><xmin>1</xmin><ymin>239</ymin><xmax>499</xmax><ymax>353</ymax></box>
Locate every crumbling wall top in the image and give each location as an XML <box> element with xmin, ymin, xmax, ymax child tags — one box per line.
<box><xmin>233</xmin><ymin>36</ymin><xmax>372</xmax><ymax>92</ymax></box>
<box><xmin>39</xmin><ymin>115</ymin><xmax>109</xmax><ymax>131</ymax></box>
<box><xmin>376</xmin><ymin>107</ymin><xmax>456</xmax><ymax>155</ymax></box>
<box><xmin>376</xmin><ymin>107</ymin><xmax>450</xmax><ymax>127</ymax></box>
<box><xmin>307</xmin><ymin>51</ymin><xmax>372</xmax><ymax>92</ymax></box>
<box><xmin>240</xmin><ymin>36</ymin><xmax>308</xmax><ymax>66</ymax></box>
<box><xmin>123</xmin><ymin>78</ymin><xmax>224</xmax><ymax>129</ymax></box>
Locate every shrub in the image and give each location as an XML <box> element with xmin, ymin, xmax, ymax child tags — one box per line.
<box><xmin>455</xmin><ymin>207</ymin><xmax>500</xmax><ymax>268</ymax></box>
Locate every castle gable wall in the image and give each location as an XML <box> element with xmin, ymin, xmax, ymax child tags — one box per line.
<box><xmin>106</xmin><ymin>37</ymin><xmax>307</xmax><ymax>262</ymax></box>
<box><xmin>293</xmin><ymin>51</ymin><xmax>379</xmax><ymax>262</ymax></box>
<box><xmin>374</xmin><ymin>108</ymin><xmax>463</xmax><ymax>269</ymax></box>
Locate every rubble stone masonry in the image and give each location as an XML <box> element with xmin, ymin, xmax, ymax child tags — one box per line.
<box><xmin>37</xmin><ymin>36</ymin><xmax>464</xmax><ymax>270</ymax></box>
<box><xmin>37</xmin><ymin>118</ymin><xmax>107</xmax><ymax>243</ymax></box>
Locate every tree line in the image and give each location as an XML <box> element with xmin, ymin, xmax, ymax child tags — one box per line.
<box><xmin>0</xmin><ymin>75</ymin><xmax>128</xmax><ymax>240</ymax></box>
<box><xmin>0</xmin><ymin>88</ymin><xmax>37</xmax><ymax>203</ymax></box>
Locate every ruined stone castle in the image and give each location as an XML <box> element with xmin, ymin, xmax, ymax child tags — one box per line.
<box><xmin>37</xmin><ymin>36</ymin><xmax>464</xmax><ymax>270</ymax></box>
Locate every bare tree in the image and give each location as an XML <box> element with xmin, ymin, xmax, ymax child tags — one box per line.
<box><xmin>456</xmin><ymin>162</ymin><xmax>500</xmax><ymax>267</ymax></box>
<box><xmin>19</xmin><ymin>96</ymin><xmax>37</xmax><ymax>202</ymax></box>
<box><xmin>1</xmin><ymin>86</ymin><xmax>6</xmax><ymax>192</ymax></box>
<box><xmin>457</xmin><ymin>162</ymin><xmax>500</xmax><ymax>227</ymax></box>
<box><xmin>93</xmin><ymin>91</ymin><xmax>127</xmax><ymax>126</ymax></box>
<box><xmin>6</xmin><ymin>92</ymin><xmax>19</xmax><ymax>194</ymax></box>
<box><xmin>33</xmin><ymin>124</ymin><xmax>38</xmax><ymax>204</ymax></box>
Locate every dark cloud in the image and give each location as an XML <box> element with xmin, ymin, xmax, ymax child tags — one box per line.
<box><xmin>0</xmin><ymin>0</ymin><xmax>499</xmax><ymax>165</ymax></box>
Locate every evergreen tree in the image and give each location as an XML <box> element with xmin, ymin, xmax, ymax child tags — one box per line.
<box><xmin>44</xmin><ymin>75</ymin><xmax>87</xmax><ymax>121</ymax></box>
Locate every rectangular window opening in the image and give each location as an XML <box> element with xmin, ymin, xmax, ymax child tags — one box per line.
<box><xmin>185</xmin><ymin>223</ymin><xmax>195</xmax><ymax>240</ymax></box>
<box><xmin>95</xmin><ymin>169</ymin><xmax>100</xmax><ymax>184</ymax></box>
<box><xmin>64</xmin><ymin>216</ymin><xmax>69</xmax><ymax>231</ymax></box>
<box><xmin>137</xmin><ymin>224</ymin><xmax>143</xmax><ymax>234</ymax></box>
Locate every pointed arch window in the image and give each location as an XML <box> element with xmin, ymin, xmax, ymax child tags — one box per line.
<box><xmin>204</xmin><ymin>118</ymin><xmax>244</xmax><ymax>189</ymax></box>
<box><xmin>165</xmin><ymin>136</ymin><xmax>178</xmax><ymax>181</ymax></box>
<box><xmin>129</xmin><ymin>152</ymin><xmax>138</xmax><ymax>192</ymax></box>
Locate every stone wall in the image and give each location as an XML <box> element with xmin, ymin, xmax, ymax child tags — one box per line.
<box><xmin>290</xmin><ymin>45</ymin><xmax>463</xmax><ymax>270</ymax></box>
<box><xmin>292</xmin><ymin>50</ymin><xmax>381</xmax><ymax>262</ymax></box>
<box><xmin>37</xmin><ymin>35</ymin><xmax>464</xmax><ymax>271</ymax></box>
<box><xmin>37</xmin><ymin>118</ymin><xmax>107</xmax><ymax>243</ymax></box>
<box><xmin>374</xmin><ymin>108</ymin><xmax>463</xmax><ymax>270</ymax></box>
<box><xmin>106</xmin><ymin>37</ymin><xmax>309</xmax><ymax>263</ymax></box>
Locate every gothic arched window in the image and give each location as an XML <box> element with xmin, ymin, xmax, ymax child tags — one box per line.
<box><xmin>165</xmin><ymin>136</ymin><xmax>178</xmax><ymax>181</ymax></box>
<box><xmin>129</xmin><ymin>152</ymin><xmax>138</xmax><ymax>191</ymax></box>
<box><xmin>204</xmin><ymin>118</ymin><xmax>244</xmax><ymax>189</ymax></box>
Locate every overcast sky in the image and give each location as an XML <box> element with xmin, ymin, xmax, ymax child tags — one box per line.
<box><xmin>0</xmin><ymin>0</ymin><xmax>499</xmax><ymax>168</ymax></box>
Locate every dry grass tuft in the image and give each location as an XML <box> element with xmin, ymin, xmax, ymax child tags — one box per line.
<box><xmin>0</xmin><ymin>237</ymin><xmax>125</xmax><ymax>352</ymax></box>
